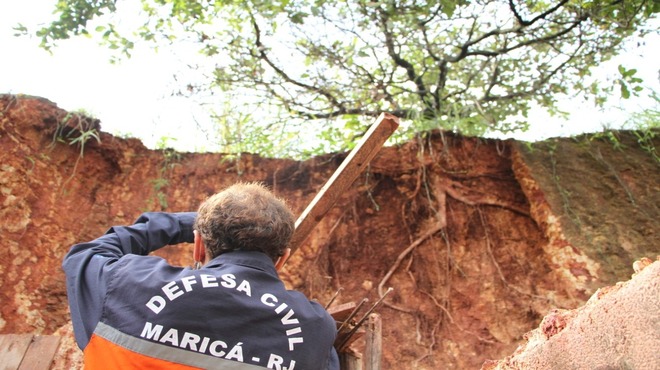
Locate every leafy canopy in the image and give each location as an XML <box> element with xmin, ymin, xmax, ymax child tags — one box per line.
<box><xmin>30</xmin><ymin>0</ymin><xmax>659</xmax><ymax>157</ymax></box>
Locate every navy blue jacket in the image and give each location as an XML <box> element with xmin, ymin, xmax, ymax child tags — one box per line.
<box><xmin>63</xmin><ymin>212</ymin><xmax>339</xmax><ymax>369</ymax></box>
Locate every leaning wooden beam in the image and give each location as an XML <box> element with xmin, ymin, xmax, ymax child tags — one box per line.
<box><xmin>287</xmin><ymin>113</ymin><xmax>400</xmax><ymax>260</ymax></box>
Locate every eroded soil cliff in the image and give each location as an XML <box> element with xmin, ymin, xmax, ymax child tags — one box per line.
<box><xmin>1</xmin><ymin>95</ymin><xmax>658</xmax><ymax>369</ymax></box>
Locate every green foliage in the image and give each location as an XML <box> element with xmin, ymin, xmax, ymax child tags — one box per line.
<box><xmin>150</xmin><ymin>177</ymin><xmax>169</xmax><ymax>209</ymax></box>
<box><xmin>51</xmin><ymin>110</ymin><xmax>101</xmax><ymax>157</ymax></box>
<box><xmin>49</xmin><ymin>109</ymin><xmax>101</xmax><ymax>194</ymax></box>
<box><xmin>146</xmin><ymin>135</ymin><xmax>184</xmax><ymax>210</ymax></box>
<box><xmin>617</xmin><ymin>65</ymin><xmax>644</xmax><ymax>99</ymax></box>
<box><xmin>36</xmin><ymin>0</ymin><xmax>118</xmax><ymax>50</ymax></box>
<box><xmin>156</xmin><ymin>136</ymin><xmax>182</xmax><ymax>167</ymax></box>
<box><xmin>585</xmin><ymin>92</ymin><xmax>659</xmax><ymax>161</ymax></box>
<box><xmin>624</xmin><ymin>93</ymin><xmax>660</xmax><ymax>162</ymax></box>
<box><xmin>213</xmin><ymin>107</ymin><xmax>284</xmax><ymax>157</ymax></box>
<box><xmin>30</xmin><ymin>0</ymin><xmax>659</xmax><ymax>156</ymax></box>
<box><xmin>589</xmin><ymin>130</ymin><xmax>624</xmax><ymax>151</ymax></box>
<box><xmin>632</xmin><ymin>127</ymin><xmax>659</xmax><ymax>163</ymax></box>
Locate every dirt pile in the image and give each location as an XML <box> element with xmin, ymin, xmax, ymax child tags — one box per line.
<box><xmin>1</xmin><ymin>94</ymin><xmax>658</xmax><ymax>369</ymax></box>
<box><xmin>483</xmin><ymin>257</ymin><xmax>660</xmax><ymax>369</ymax></box>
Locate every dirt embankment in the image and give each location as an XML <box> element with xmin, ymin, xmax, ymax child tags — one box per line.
<box><xmin>1</xmin><ymin>95</ymin><xmax>658</xmax><ymax>369</ymax></box>
<box><xmin>484</xmin><ymin>257</ymin><xmax>660</xmax><ymax>369</ymax></box>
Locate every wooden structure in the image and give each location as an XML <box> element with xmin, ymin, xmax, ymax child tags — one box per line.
<box><xmin>0</xmin><ymin>334</ymin><xmax>60</xmax><ymax>370</ymax></box>
<box><xmin>338</xmin><ymin>314</ymin><xmax>382</xmax><ymax>370</ymax></box>
<box><xmin>287</xmin><ymin>113</ymin><xmax>400</xmax><ymax>259</ymax></box>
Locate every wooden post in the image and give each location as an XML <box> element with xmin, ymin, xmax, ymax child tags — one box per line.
<box><xmin>364</xmin><ymin>314</ymin><xmax>382</xmax><ymax>370</ymax></box>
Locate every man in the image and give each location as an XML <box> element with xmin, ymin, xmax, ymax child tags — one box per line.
<box><xmin>64</xmin><ymin>182</ymin><xmax>339</xmax><ymax>369</ymax></box>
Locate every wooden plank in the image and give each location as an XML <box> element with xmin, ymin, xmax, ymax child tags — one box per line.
<box><xmin>287</xmin><ymin>113</ymin><xmax>399</xmax><ymax>259</ymax></box>
<box><xmin>0</xmin><ymin>334</ymin><xmax>33</xmax><ymax>370</ymax></box>
<box><xmin>364</xmin><ymin>314</ymin><xmax>382</xmax><ymax>370</ymax></box>
<box><xmin>328</xmin><ymin>302</ymin><xmax>358</xmax><ymax>323</ymax></box>
<box><xmin>18</xmin><ymin>335</ymin><xmax>61</xmax><ymax>370</ymax></box>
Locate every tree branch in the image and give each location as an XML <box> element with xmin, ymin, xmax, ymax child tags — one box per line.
<box><xmin>250</xmin><ymin>13</ymin><xmax>344</xmax><ymax>109</ymax></box>
<box><xmin>378</xmin><ymin>7</ymin><xmax>434</xmax><ymax>111</ymax></box>
<box><xmin>509</xmin><ymin>0</ymin><xmax>571</xmax><ymax>26</ymax></box>
<box><xmin>471</xmin><ymin>16</ymin><xmax>587</xmax><ymax>57</ymax></box>
<box><xmin>482</xmin><ymin>41</ymin><xmax>583</xmax><ymax>103</ymax></box>
<box><xmin>287</xmin><ymin>107</ymin><xmax>412</xmax><ymax>121</ymax></box>
<box><xmin>449</xmin><ymin>1</ymin><xmax>579</xmax><ymax>63</ymax></box>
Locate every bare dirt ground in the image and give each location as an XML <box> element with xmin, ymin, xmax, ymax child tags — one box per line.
<box><xmin>1</xmin><ymin>95</ymin><xmax>658</xmax><ymax>369</ymax></box>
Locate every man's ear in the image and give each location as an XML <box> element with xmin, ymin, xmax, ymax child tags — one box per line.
<box><xmin>193</xmin><ymin>230</ymin><xmax>206</xmax><ymax>263</ymax></box>
<box><xmin>274</xmin><ymin>248</ymin><xmax>291</xmax><ymax>271</ymax></box>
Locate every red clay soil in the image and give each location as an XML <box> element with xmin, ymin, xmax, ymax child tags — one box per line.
<box><xmin>1</xmin><ymin>95</ymin><xmax>658</xmax><ymax>369</ymax></box>
<box><xmin>483</xmin><ymin>257</ymin><xmax>660</xmax><ymax>370</ymax></box>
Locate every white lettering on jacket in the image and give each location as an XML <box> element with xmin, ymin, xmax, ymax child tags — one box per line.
<box><xmin>140</xmin><ymin>322</ymin><xmax>243</xmax><ymax>360</ymax></box>
<box><xmin>144</xmin><ymin>274</ymin><xmax>305</xmax><ymax>353</ymax></box>
<box><xmin>140</xmin><ymin>322</ymin><xmax>298</xmax><ymax>368</ymax></box>
<box><xmin>260</xmin><ymin>293</ymin><xmax>304</xmax><ymax>351</ymax></box>
<box><xmin>146</xmin><ymin>274</ymin><xmax>252</xmax><ymax>314</ymax></box>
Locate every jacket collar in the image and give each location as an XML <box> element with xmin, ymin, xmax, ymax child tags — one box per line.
<box><xmin>205</xmin><ymin>250</ymin><xmax>278</xmax><ymax>276</ymax></box>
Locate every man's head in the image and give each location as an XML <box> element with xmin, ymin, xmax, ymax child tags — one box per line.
<box><xmin>194</xmin><ymin>182</ymin><xmax>295</xmax><ymax>262</ymax></box>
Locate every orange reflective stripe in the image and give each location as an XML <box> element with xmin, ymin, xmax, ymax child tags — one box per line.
<box><xmin>84</xmin><ymin>325</ymin><xmax>267</xmax><ymax>370</ymax></box>
<box><xmin>84</xmin><ymin>334</ymin><xmax>200</xmax><ymax>370</ymax></box>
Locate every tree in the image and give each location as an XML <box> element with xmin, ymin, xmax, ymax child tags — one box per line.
<box><xmin>30</xmin><ymin>0</ymin><xmax>659</xmax><ymax>157</ymax></box>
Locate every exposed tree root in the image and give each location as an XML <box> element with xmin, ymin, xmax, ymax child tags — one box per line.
<box><xmin>378</xmin><ymin>221</ymin><xmax>445</xmax><ymax>300</ymax></box>
<box><xmin>413</xmin><ymin>318</ymin><xmax>441</xmax><ymax>367</ymax></box>
<box><xmin>420</xmin><ymin>289</ymin><xmax>495</xmax><ymax>344</ymax></box>
<box><xmin>437</xmin><ymin>176</ymin><xmax>530</xmax><ymax>216</ymax></box>
<box><xmin>378</xmin><ymin>168</ymin><xmax>534</xmax><ymax>359</ymax></box>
